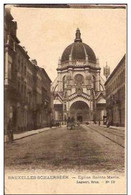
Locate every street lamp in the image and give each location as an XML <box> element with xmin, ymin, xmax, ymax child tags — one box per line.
<box><xmin>91</xmin><ymin>87</ymin><xmax>97</xmax><ymax>124</ymax></box>
<box><xmin>109</xmin><ymin>95</ymin><xmax>114</xmax><ymax>126</ymax></box>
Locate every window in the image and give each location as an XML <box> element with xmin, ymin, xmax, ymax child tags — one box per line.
<box><xmin>24</xmin><ymin>66</ymin><xmax>26</xmax><ymax>76</ymax></box>
<box><xmin>21</xmin><ymin>84</ymin><xmax>23</xmax><ymax>94</ymax></box>
<box><xmin>17</xmin><ymin>80</ymin><xmax>20</xmax><ymax>90</ymax></box>
<box><xmin>92</xmin><ymin>75</ymin><xmax>96</xmax><ymax>90</ymax></box>
<box><xmin>21</xmin><ymin>61</ymin><xmax>23</xmax><ymax>73</ymax></box>
<box><xmin>18</xmin><ymin>56</ymin><xmax>21</xmax><ymax>72</ymax></box>
<box><xmin>64</xmin><ymin>103</ymin><xmax>66</xmax><ymax>111</ymax></box>
<box><xmin>63</xmin><ymin>76</ymin><xmax>66</xmax><ymax>90</ymax></box>
<box><xmin>13</xmin><ymin>42</ymin><xmax>16</xmax><ymax>51</ymax></box>
<box><xmin>8</xmin><ymin>61</ymin><xmax>12</xmax><ymax>79</ymax></box>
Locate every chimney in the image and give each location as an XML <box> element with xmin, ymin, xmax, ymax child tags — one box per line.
<box><xmin>31</xmin><ymin>59</ymin><xmax>37</xmax><ymax>66</ymax></box>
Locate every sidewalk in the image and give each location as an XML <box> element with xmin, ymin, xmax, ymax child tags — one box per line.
<box><xmin>97</xmin><ymin>124</ymin><xmax>125</xmax><ymax>131</ymax></box>
<box><xmin>5</xmin><ymin>126</ymin><xmax>57</xmax><ymax>142</ymax></box>
<box><xmin>108</xmin><ymin>125</ymin><xmax>125</xmax><ymax>131</ymax></box>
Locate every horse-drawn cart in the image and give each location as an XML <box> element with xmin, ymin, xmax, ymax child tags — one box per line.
<box><xmin>67</xmin><ymin>121</ymin><xmax>75</xmax><ymax>130</ymax></box>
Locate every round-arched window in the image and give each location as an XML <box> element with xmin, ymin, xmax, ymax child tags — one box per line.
<box><xmin>63</xmin><ymin>76</ymin><xmax>66</xmax><ymax>90</ymax></box>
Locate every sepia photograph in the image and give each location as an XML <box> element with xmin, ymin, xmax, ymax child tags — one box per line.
<box><xmin>4</xmin><ymin>3</ymin><xmax>127</xmax><ymax>194</ymax></box>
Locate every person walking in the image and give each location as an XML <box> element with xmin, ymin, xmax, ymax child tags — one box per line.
<box><xmin>70</xmin><ymin>117</ymin><xmax>75</xmax><ymax>130</ymax></box>
<box><xmin>67</xmin><ymin>117</ymin><xmax>71</xmax><ymax>129</ymax></box>
<box><xmin>7</xmin><ymin>119</ymin><xmax>14</xmax><ymax>142</ymax></box>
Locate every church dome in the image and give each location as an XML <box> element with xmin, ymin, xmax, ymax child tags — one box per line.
<box><xmin>61</xmin><ymin>29</ymin><xmax>96</xmax><ymax>64</ymax></box>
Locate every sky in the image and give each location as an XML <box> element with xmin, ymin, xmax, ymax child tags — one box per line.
<box><xmin>9</xmin><ymin>5</ymin><xmax>126</xmax><ymax>82</ymax></box>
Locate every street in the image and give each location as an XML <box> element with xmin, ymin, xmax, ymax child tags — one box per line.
<box><xmin>5</xmin><ymin>124</ymin><xmax>125</xmax><ymax>172</ymax></box>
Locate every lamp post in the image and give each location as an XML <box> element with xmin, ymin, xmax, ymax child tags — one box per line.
<box><xmin>116</xmin><ymin>99</ymin><xmax>121</xmax><ymax>126</ymax></box>
<box><xmin>16</xmin><ymin>102</ymin><xmax>20</xmax><ymax>131</ymax></box>
<box><xmin>91</xmin><ymin>87</ymin><xmax>97</xmax><ymax>124</ymax></box>
<box><xmin>110</xmin><ymin>95</ymin><xmax>114</xmax><ymax>126</ymax></box>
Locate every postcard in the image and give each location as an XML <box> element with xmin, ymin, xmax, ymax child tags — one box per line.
<box><xmin>4</xmin><ymin>4</ymin><xmax>127</xmax><ymax>194</ymax></box>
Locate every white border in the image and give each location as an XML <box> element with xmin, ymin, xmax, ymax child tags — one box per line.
<box><xmin>0</xmin><ymin>1</ymin><xmax>130</xmax><ymax>195</ymax></box>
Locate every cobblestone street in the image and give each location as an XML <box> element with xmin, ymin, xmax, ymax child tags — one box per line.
<box><xmin>5</xmin><ymin>125</ymin><xmax>125</xmax><ymax>173</ymax></box>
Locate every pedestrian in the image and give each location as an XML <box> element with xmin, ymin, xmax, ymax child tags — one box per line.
<box><xmin>50</xmin><ymin>119</ymin><xmax>53</xmax><ymax>128</ymax></box>
<box><xmin>70</xmin><ymin>117</ymin><xmax>75</xmax><ymax>130</ymax></box>
<box><xmin>67</xmin><ymin>117</ymin><xmax>71</xmax><ymax>129</ymax></box>
<box><xmin>77</xmin><ymin>120</ymin><xmax>80</xmax><ymax>127</ymax></box>
<box><xmin>99</xmin><ymin>120</ymin><xmax>100</xmax><ymax>126</ymax></box>
<box><xmin>106</xmin><ymin>119</ymin><xmax>110</xmax><ymax>128</ymax></box>
<box><xmin>7</xmin><ymin>119</ymin><xmax>14</xmax><ymax>142</ymax></box>
<box><xmin>67</xmin><ymin>117</ymin><xmax>70</xmax><ymax>123</ymax></box>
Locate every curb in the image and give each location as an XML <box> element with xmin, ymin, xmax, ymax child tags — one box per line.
<box><xmin>87</xmin><ymin>124</ymin><xmax>125</xmax><ymax>131</ymax></box>
<box><xmin>103</xmin><ymin>126</ymin><xmax>125</xmax><ymax>131</ymax></box>
<box><xmin>5</xmin><ymin>127</ymin><xmax>57</xmax><ymax>143</ymax></box>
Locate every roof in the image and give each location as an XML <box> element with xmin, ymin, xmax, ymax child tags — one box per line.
<box><xmin>105</xmin><ymin>54</ymin><xmax>126</xmax><ymax>86</ymax></box>
<box><xmin>61</xmin><ymin>29</ymin><xmax>96</xmax><ymax>64</ymax></box>
<box><xmin>40</xmin><ymin>68</ymin><xmax>52</xmax><ymax>83</ymax></box>
<box><xmin>61</xmin><ymin>42</ymin><xmax>96</xmax><ymax>63</ymax></box>
<box><xmin>17</xmin><ymin>44</ymin><xmax>30</xmax><ymax>60</ymax></box>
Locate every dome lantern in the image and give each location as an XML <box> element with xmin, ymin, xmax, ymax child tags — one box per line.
<box><xmin>61</xmin><ymin>29</ymin><xmax>97</xmax><ymax>65</ymax></box>
<box><xmin>74</xmin><ymin>28</ymin><xmax>82</xmax><ymax>42</ymax></box>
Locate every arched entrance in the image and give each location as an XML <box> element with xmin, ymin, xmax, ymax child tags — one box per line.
<box><xmin>70</xmin><ymin>101</ymin><xmax>90</xmax><ymax>122</ymax></box>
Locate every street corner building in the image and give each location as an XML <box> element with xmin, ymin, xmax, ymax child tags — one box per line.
<box><xmin>4</xmin><ymin>8</ymin><xmax>52</xmax><ymax>140</ymax></box>
<box><xmin>105</xmin><ymin>55</ymin><xmax>126</xmax><ymax>127</ymax></box>
<box><xmin>51</xmin><ymin>28</ymin><xmax>106</xmax><ymax>123</ymax></box>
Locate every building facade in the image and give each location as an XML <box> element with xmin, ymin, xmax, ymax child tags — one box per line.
<box><xmin>4</xmin><ymin>8</ymin><xmax>20</xmax><ymax>134</ymax></box>
<box><xmin>52</xmin><ymin>29</ymin><xmax>106</xmax><ymax>123</ymax></box>
<box><xmin>4</xmin><ymin>8</ymin><xmax>52</xmax><ymax>136</ymax></box>
<box><xmin>105</xmin><ymin>55</ymin><xmax>126</xmax><ymax>127</ymax></box>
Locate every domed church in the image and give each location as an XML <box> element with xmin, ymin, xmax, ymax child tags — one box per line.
<box><xmin>52</xmin><ymin>29</ymin><xmax>106</xmax><ymax>123</ymax></box>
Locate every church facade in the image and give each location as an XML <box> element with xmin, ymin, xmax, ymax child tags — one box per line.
<box><xmin>52</xmin><ymin>29</ymin><xmax>106</xmax><ymax>123</ymax></box>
